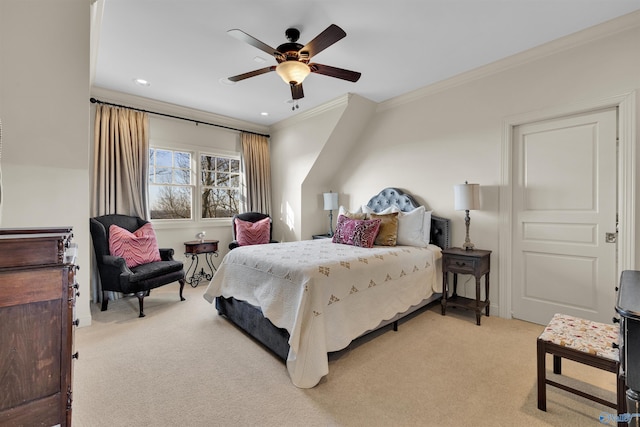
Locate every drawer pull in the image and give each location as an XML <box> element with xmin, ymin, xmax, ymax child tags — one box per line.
<box><xmin>72</xmin><ymin>352</ymin><xmax>79</xmax><ymax>360</ymax></box>
<box><xmin>455</xmin><ymin>261</ymin><xmax>466</xmax><ymax>267</ymax></box>
<box><xmin>613</xmin><ymin>317</ymin><xmax>620</xmax><ymax>324</ymax></box>
<box><xmin>612</xmin><ymin>342</ymin><xmax>620</xmax><ymax>349</ymax></box>
<box><xmin>73</xmin><ymin>319</ymin><xmax>80</xmax><ymax>327</ymax></box>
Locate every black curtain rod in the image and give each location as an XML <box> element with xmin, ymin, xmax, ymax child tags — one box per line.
<box><xmin>89</xmin><ymin>97</ymin><xmax>270</xmax><ymax>138</ymax></box>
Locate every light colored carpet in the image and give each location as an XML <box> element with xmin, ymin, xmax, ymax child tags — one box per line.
<box><xmin>73</xmin><ymin>284</ymin><xmax>619</xmax><ymax>427</ymax></box>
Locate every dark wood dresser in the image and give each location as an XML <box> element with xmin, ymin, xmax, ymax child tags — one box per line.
<box><xmin>0</xmin><ymin>228</ymin><xmax>78</xmax><ymax>426</ymax></box>
<box><xmin>616</xmin><ymin>270</ymin><xmax>640</xmax><ymax>425</ymax></box>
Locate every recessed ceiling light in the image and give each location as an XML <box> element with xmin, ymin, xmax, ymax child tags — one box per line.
<box><xmin>260</xmin><ymin>112</ymin><xmax>269</xmax><ymax>116</ymax></box>
<box><xmin>218</xmin><ymin>78</ymin><xmax>236</xmax><ymax>85</ymax></box>
<box><xmin>133</xmin><ymin>78</ymin><xmax>150</xmax><ymax>87</ymax></box>
<box><xmin>253</xmin><ymin>56</ymin><xmax>266</xmax><ymax>64</ymax></box>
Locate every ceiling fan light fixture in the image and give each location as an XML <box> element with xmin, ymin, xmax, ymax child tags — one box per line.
<box><xmin>275</xmin><ymin>61</ymin><xmax>310</xmax><ymax>85</ymax></box>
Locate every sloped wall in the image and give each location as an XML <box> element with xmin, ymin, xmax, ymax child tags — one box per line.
<box><xmin>269</xmin><ymin>94</ymin><xmax>376</xmax><ymax>241</ymax></box>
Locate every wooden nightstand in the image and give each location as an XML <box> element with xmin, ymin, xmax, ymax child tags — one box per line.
<box><xmin>441</xmin><ymin>247</ymin><xmax>491</xmax><ymax>325</ymax></box>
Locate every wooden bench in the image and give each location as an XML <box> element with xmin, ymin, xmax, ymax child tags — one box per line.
<box><xmin>537</xmin><ymin>313</ymin><xmax>626</xmax><ymax>417</ymax></box>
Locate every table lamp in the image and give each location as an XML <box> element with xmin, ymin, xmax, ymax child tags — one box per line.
<box><xmin>323</xmin><ymin>191</ymin><xmax>339</xmax><ymax>237</ymax></box>
<box><xmin>454</xmin><ymin>181</ymin><xmax>480</xmax><ymax>250</ymax></box>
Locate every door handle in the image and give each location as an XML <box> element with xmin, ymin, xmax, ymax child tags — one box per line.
<box><xmin>606</xmin><ymin>232</ymin><xmax>617</xmax><ymax>243</ymax></box>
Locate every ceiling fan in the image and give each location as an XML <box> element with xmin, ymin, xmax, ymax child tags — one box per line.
<box><xmin>227</xmin><ymin>24</ymin><xmax>361</xmax><ymax>101</ymax></box>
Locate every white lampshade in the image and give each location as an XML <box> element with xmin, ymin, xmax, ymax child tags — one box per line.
<box><xmin>454</xmin><ymin>183</ymin><xmax>480</xmax><ymax>211</ymax></box>
<box><xmin>323</xmin><ymin>192</ymin><xmax>339</xmax><ymax>211</ymax></box>
<box><xmin>276</xmin><ymin>61</ymin><xmax>311</xmax><ymax>85</ymax></box>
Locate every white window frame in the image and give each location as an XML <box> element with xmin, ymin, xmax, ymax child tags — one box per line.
<box><xmin>149</xmin><ymin>144</ymin><xmax>244</xmax><ymax>226</ymax></box>
<box><xmin>199</xmin><ymin>152</ymin><xmax>243</xmax><ymax>220</ymax></box>
<box><xmin>148</xmin><ymin>147</ymin><xmax>194</xmax><ymax>221</ymax></box>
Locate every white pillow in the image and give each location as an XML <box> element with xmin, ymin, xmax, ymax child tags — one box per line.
<box><xmin>339</xmin><ymin>205</ymin><xmax>362</xmax><ymax>216</ymax></box>
<box><xmin>422</xmin><ymin>210</ymin><xmax>433</xmax><ymax>245</ymax></box>
<box><xmin>396</xmin><ymin>206</ymin><xmax>428</xmax><ymax>247</ymax></box>
<box><xmin>362</xmin><ymin>204</ymin><xmax>399</xmax><ymax>215</ymax></box>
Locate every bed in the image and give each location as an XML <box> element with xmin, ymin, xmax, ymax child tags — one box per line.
<box><xmin>203</xmin><ymin>187</ymin><xmax>451</xmax><ymax>388</ymax></box>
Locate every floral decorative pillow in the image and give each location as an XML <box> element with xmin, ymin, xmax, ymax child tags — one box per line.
<box><xmin>235</xmin><ymin>217</ymin><xmax>270</xmax><ymax>246</ymax></box>
<box><xmin>369</xmin><ymin>212</ymin><xmax>399</xmax><ymax>246</ymax></box>
<box><xmin>108</xmin><ymin>223</ymin><xmax>162</xmax><ymax>268</ymax></box>
<box><xmin>332</xmin><ymin>215</ymin><xmax>381</xmax><ymax>248</ymax></box>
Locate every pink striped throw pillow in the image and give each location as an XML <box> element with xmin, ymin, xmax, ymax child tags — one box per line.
<box><xmin>108</xmin><ymin>223</ymin><xmax>162</xmax><ymax>268</ymax></box>
<box><xmin>235</xmin><ymin>217</ymin><xmax>270</xmax><ymax>246</ymax></box>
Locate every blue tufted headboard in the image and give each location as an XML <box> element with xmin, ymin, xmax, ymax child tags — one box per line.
<box><xmin>365</xmin><ymin>187</ymin><xmax>451</xmax><ymax>249</ymax></box>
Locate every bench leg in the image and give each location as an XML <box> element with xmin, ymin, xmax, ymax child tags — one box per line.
<box><xmin>553</xmin><ymin>354</ymin><xmax>562</xmax><ymax>375</ymax></box>
<box><xmin>537</xmin><ymin>339</ymin><xmax>547</xmax><ymax>411</ymax></box>
<box><xmin>618</xmin><ymin>370</ymin><xmax>627</xmax><ymax>416</ymax></box>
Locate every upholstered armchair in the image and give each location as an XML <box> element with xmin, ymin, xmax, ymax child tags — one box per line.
<box><xmin>229</xmin><ymin>212</ymin><xmax>279</xmax><ymax>250</ymax></box>
<box><xmin>90</xmin><ymin>214</ymin><xmax>186</xmax><ymax>317</ymax></box>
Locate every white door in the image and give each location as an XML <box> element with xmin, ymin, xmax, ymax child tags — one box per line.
<box><xmin>511</xmin><ymin>108</ymin><xmax>617</xmax><ymax>325</ymax></box>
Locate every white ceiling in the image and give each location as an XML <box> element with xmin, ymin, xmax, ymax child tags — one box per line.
<box><xmin>93</xmin><ymin>0</ymin><xmax>640</xmax><ymax>126</ymax></box>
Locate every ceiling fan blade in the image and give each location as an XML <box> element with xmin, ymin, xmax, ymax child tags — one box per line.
<box><xmin>309</xmin><ymin>63</ymin><xmax>361</xmax><ymax>82</ymax></box>
<box><xmin>228</xmin><ymin>66</ymin><xmax>276</xmax><ymax>82</ymax></box>
<box><xmin>299</xmin><ymin>24</ymin><xmax>346</xmax><ymax>60</ymax></box>
<box><xmin>227</xmin><ymin>29</ymin><xmax>283</xmax><ymax>60</ymax></box>
<box><xmin>290</xmin><ymin>83</ymin><xmax>304</xmax><ymax>100</ymax></box>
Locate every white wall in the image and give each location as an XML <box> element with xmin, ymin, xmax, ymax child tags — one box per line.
<box><xmin>0</xmin><ymin>0</ymin><xmax>92</xmax><ymax>325</ymax></box>
<box><xmin>270</xmin><ymin>94</ymin><xmax>378</xmax><ymax>241</ymax></box>
<box><xmin>269</xmin><ymin>15</ymin><xmax>640</xmax><ymax>316</ymax></box>
<box><xmin>270</xmin><ymin>97</ymin><xmax>348</xmax><ymax>242</ymax></box>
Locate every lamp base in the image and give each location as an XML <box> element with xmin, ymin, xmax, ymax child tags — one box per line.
<box><xmin>462</xmin><ymin>210</ymin><xmax>475</xmax><ymax>250</ymax></box>
<box><xmin>462</xmin><ymin>241</ymin><xmax>475</xmax><ymax>251</ymax></box>
<box><xmin>328</xmin><ymin>210</ymin><xmax>334</xmax><ymax>237</ymax></box>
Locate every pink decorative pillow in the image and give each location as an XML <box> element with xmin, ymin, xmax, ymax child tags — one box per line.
<box><xmin>235</xmin><ymin>217</ymin><xmax>271</xmax><ymax>246</ymax></box>
<box><xmin>108</xmin><ymin>223</ymin><xmax>162</xmax><ymax>268</ymax></box>
<box><xmin>332</xmin><ymin>215</ymin><xmax>381</xmax><ymax>248</ymax></box>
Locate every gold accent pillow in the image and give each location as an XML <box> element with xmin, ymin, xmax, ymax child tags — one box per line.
<box><xmin>370</xmin><ymin>212</ymin><xmax>399</xmax><ymax>246</ymax></box>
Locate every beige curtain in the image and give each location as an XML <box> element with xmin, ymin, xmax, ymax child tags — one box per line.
<box><xmin>91</xmin><ymin>104</ymin><xmax>149</xmax><ymax>302</ymax></box>
<box><xmin>240</xmin><ymin>132</ymin><xmax>272</xmax><ymax>215</ymax></box>
<box><xmin>92</xmin><ymin>104</ymin><xmax>149</xmax><ymax>218</ymax></box>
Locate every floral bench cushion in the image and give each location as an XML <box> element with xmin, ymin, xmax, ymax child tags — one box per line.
<box><xmin>538</xmin><ymin>313</ymin><xmax>619</xmax><ymax>362</ymax></box>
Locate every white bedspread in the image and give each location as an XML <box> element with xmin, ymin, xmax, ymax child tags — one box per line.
<box><xmin>203</xmin><ymin>239</ymin><xmax>442</xmax><ymax>388</ymax></box>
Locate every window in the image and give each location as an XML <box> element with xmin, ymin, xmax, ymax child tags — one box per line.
<box><xmin>200</xmin><ymin>154</ymin><xmax>241</xmax><ymax>218</ymax></box>
<box><xmin>149</xmin><ymin>148</ymin><xmax>242</xmax><ymax>220</ymax></box>
<box><xmin>149</xmin><ymin>148</ymin><xmax>192</xmax><ymax>219</ymax></box>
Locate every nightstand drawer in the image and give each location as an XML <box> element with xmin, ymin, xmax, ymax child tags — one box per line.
<box><xmin>443</xmin><ymin>255</ymin><xmax>478</xmax><ymax>274</ymax></box>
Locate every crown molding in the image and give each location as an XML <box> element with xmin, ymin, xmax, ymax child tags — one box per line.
<box><xmin>90</xmin><ymin>87</ymin><xmax>270</xmax><ymax>135</ymax></box>
<box><xmin>270</xmin><ymin>93</ymin><xmax>351</xmax><ymax>132</ymax></box>
<box><xmin>378</xmin><ymin>10</ymin><xmax>640</xmax><ymax>112</ymax></box>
